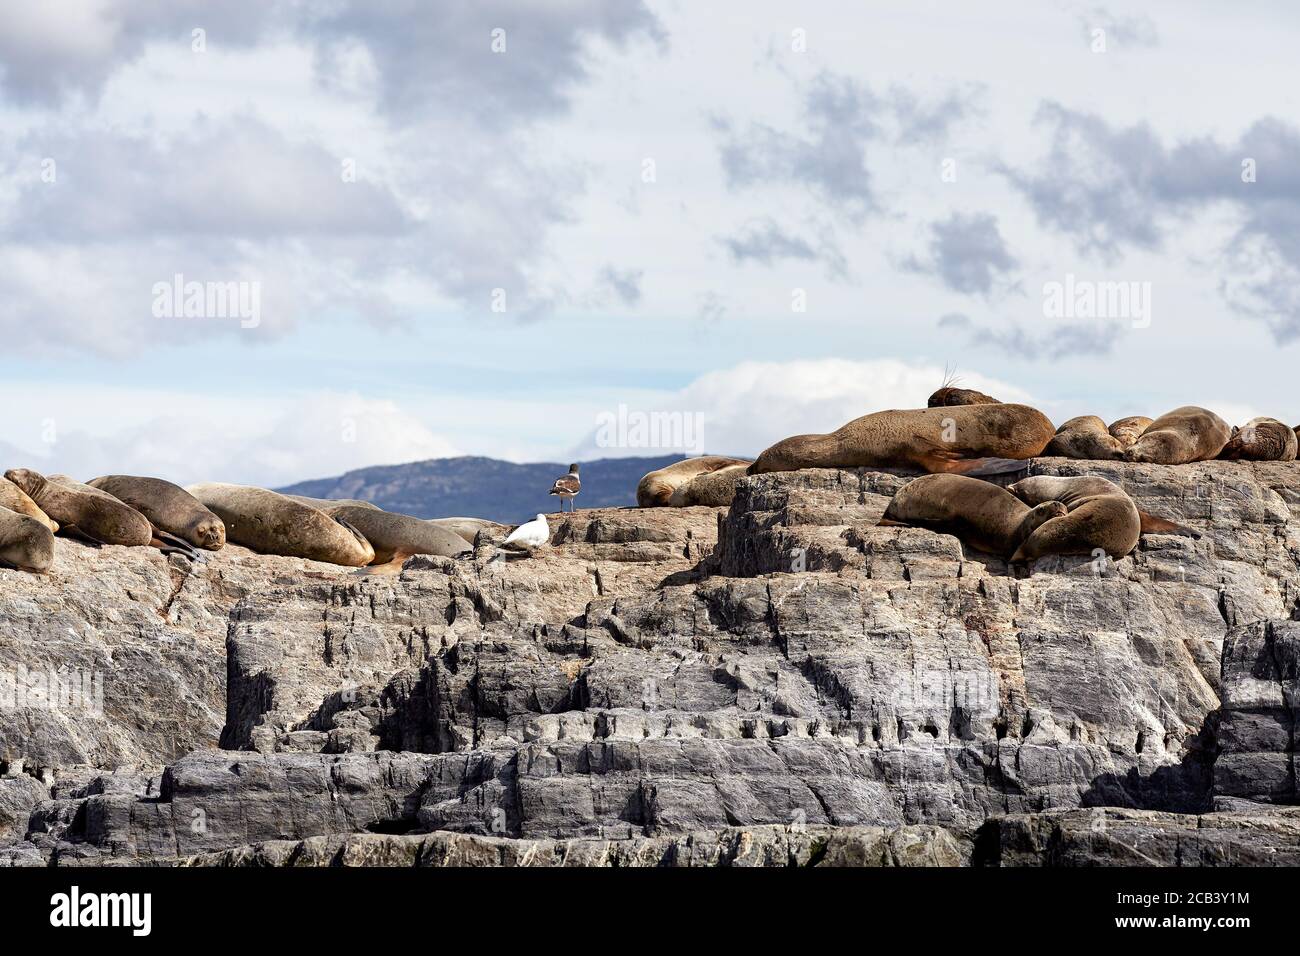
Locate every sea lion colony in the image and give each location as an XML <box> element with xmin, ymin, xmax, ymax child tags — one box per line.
<box><xmin>0</xmin><ymin>393</ymin><xmax>1291</xmax><ymax>574</ymax></box>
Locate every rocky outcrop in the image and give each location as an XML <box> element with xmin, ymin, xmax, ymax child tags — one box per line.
<box><xmin>4</xmin><ymin>458</ymin><xmax>1300</xmax><ymax>865</ymax></box>
<box><xmin>1215</xmin><ymin>620</ymin><xmax>1299</xmax><ymax>802</ymax></box>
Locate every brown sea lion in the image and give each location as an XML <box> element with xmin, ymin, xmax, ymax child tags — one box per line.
<box><xmin>88</xmin><ymin>475</ymin><xmax>226</xmax><ymax>550</ymax></box>
<box><xmin>1008</xmin><ymin>475</ymin><xmax>1195</xmax><ymax>562</ymax></box>
<box><xmin>927</xmin><ymin>386</ymin><xmax>1001</xmax><ymax>407</ymax></box>
<box><xmin>0</xmin><ymin>476</ymin><xmax>57</xmax><ymax>533</ymax></box>
<box><xmin>428</xmin><ymin>517</ymin><xmax>507</xmax><ymax>544</ymax></box>
<box><xmin>1219</xmin><ymin>417</ymin><xmax>1298</xmax><ymax>462</ymax></box>
<box><xmin>5</xmin><ymin>468</ymin><xmax>153</xmax><ymax>547</ymax></box>
<box><xmin>878</xmin><ymin>474</ymin><xmax>1066</xmax><ymax>558</ymax></box>
<box><xmin>1009</xmin><ymin>475</ymin><xmax>1129</xmax><ymax>509</ymax></box>
<box><xmin>0</xmin><ymin>505</ymin><xmax>55</xmax><ymax>573</ymax></box>
<box><xmin>186</xmin><ymin>482</ymin><xmax>375</xmax><ymax>567</ymax></box>
<box><xmin>1123</xmin><ymin>406</ymin><xmax>1232</xmax><ymax>465</ymax></box>
<box><xmin>1107</xmin><ymin>416</ymin><xmax>1152</xmax><ymax>449</ymax></box>
<box><xmin>322</xmin><ymin>505</ymin><xmax>469</xmax><ymax>566</ymax></box>
<box><xmin>749</xmin><ymin>404</ymin><xmax>1055</xmax><ymax>476</ymax></box>
<box><xmin>1043</xmin><ymin>416</ymin><xmax>1125</xmax><ymax>460</ymax></box>
<box><xmin>667</xmin><ymin>463</ymin><xmax>751</xmax><ymax>507</ymax></box>
<box><xmin>1006</xmin><ymin>475</ymin><xmax>1141</xmax><ymax>563</ymax></box>
<box><xmin>47</xmin><ymin>474</ymin><xmax>199</xmax><ymax>554</ymax></box>
<box><xmin>638</xmin><ymin>456</ymin><xmax>753</xmax><ymax>507</ymax></box>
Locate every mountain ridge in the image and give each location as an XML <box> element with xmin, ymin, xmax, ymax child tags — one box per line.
<box><xmin>274</xmin><ymin>454</ymin><xmax>697</xmax><ymax>523</ymax></box>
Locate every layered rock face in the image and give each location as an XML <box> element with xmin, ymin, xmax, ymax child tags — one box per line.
<box><xmin>3</xmin><ymin>458</ymin><xmax>1300</xmax><ymax>866</ymax></box>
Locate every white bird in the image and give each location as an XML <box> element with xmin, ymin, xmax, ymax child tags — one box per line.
<box><xmin>491</xmin><ymin>513</ymin><xmax>551</xmax><ymax>562</ymax></box>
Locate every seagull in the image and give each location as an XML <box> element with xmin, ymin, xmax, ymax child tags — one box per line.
<box><xmin>548</xmin><ymin>463</ymin><xmax>581</xmax><ymax>512</ymax></box>
<box><xmin>490</xmin><ymin>513</ymin><xmax>551</xmax><ymax>562</ymax></box>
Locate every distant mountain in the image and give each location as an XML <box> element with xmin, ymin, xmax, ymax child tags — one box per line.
<box><xmin>274</xmin><ymin>455</ymin><xmax>687</xmax><ymax>523</ymax></box>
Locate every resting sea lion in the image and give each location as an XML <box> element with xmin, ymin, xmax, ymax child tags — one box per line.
<box><xmin>667</xmin><ymin>463</ymin><xmax>751</xmax><ymax>507</ymax></box>
<box><xmin>749</xmin><ymin>404</ymin><xmax>1055</xmax><ymax>476</ymax></box>
<box><xmin>1107</xmin><ymin>416</ymin><xmax>1152</xmax><ymax>449</ymax></box>
<box><xmin>428</xmin><ymin>517</ymin><xmax>506</xmax><ymax>544</ymax></box>
<box><xmin>186</xmin><ymin>483</ymin><xmax>375</xmax><ymax>567</ymax></box>
<box><xmin>1123</xmin><ymin>406</ymin><xmax>1231</xmax><ymax>465</ymax></box>
<box><xmin>5</xmin><ymin>469</ymin><xmax>153</xmax><ymax>547</ymax></box>
<box><xmin>321</xmin><ymin>505</ymin><xmax>469</xmax><ymax>567</ymax></box>
<box><xmin>1044</xmin><ymin>416</ymin><xmax>1125</xmax><ymax>460</ymax></box>
<box><xmin>638</xmin><ymin>456</ymin><xmax>753</xmax><ymax>507</ymax></box>
<box><xmin>1219</xmin><ymin>417</ymin><xmax>1298</xmax><ymax>462</ymax></box>
<box><xmin>1006</xmin><ymin>475</ymin><xmax>1141</xmax><ymax>562</ymax></box>
<box><xmin>0</xmin><ymin>506</ymin><xmax>55</xmax><ymax>573</ymax></box>
<box><xmin>0</xmin><ymin>476</ymin><xmax>57</xmax><ymax>533</ymax></box>
<box><xmin>285</xmin><ymin>495</ymin><xmax>382</xmax><ymax>511</ymax></box>
<box><xmin>1008</xmin><ymin>474</ymin><xmax>1195</xmax><ymax>561</ymax></box>
<box><xmin>47</xmin><ymin>474</ymin><xmax>199</xmax><ymax>554</ymax></box>
<box><xmin>879</xmin><ymin>474</ymin><xmax>1066</xmax><ymax>558</ymax></box>
<box><xmin>927</xmin><ymin>386</ymin><xmax>1001</xmax><ymax>407</ymax></box>
<box><xmin>88</xmin><ymin>475</ymin><xmax>226</xmax><ymax>550</ymax></box>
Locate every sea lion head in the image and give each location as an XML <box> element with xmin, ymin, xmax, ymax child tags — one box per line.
<box><xmin>1123</xmin><ymin>432</ymin><xmax>1176</xmax><ymax>464</ymax></box>
<box><xmin>188</xmin><ymin>514</ymin><xmax>227</xmax><ymax>550</ymax></box>
<box><xmin>1009</xmin><ymin>502</ymin><xmax>1067</xmax><ymax>562</ymax></box>
<box><xmin>1011</xmin><ymin>500</ymin><xmax>1067</xmax><ymax>554</ymax></box>
<box><xmin>927</xmin><ymin>386</ymin><xmax>1000</xmax><ymax>407</ymax></box>
<box><xmin>3</xmin><ymin>468</ymin><xmax>46</xmax><ymax>498</ymax></box>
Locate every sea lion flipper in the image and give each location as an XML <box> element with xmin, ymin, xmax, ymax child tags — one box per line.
<box><xmin>60</xmin><ymin>525</ymin><xmax>105</xmax><ymax>548</ymax></box>
<box><xmin>150</xmin><ymin>533</ymin><xmax>203</xmax><ymax>561</ymax></box>
<box><xmin>876</xmin><ymin>517</ymin><xmax>907</xmax><ymax>527</ymax></box>
<box><xmin>353</xmin><ymin>551</ymin><xmax>414</xmax><ymax>577</ymax></box>
<box><xmin>942</xmin><ymin>457</ymin><xmax>1031</xmax><ymax>478</ymax></box>
<box><xmin>1138</xmin><ymin>511</ymin><xmax>1200</xmax><ymax>539</ymax></box>
<box><xmin>153</xmin><ymin>528</ymin><xmax>195</xmax><ymax>552</ymax></box>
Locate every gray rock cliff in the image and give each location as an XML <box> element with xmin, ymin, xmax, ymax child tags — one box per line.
<box><xmin>3</xmin><ymin>458</ymin><xmax>1300</xmax><ymax>866</ymax></box>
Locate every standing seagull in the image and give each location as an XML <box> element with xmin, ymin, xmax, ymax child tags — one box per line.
<box><xmin>549</xmin><ymin>463</ymin><xmax>581</xmax><ymax>512</ymax></box>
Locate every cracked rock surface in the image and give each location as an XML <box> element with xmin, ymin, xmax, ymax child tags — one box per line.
<box><xmin>3</xmin><ymin>459</ymin><xmax>1300</xmax><ymax>866</ymax></box>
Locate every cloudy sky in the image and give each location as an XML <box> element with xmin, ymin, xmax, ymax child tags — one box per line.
<box><xmin>1</xmin><ymin>0</ymin><xmax>1297</xmax><ymax>487</ymax></box>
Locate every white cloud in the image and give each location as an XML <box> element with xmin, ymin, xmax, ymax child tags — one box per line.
<box><xmin>0</xmin><ymin>390</ymin><xmax>458</xmax><ymax>487</ymax></box>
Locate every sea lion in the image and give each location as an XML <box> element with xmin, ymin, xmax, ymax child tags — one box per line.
<box><xmin>638</xmin><ymin>456</ymin><xmax>753</xmax><ymax>507</ymax></box>
<box><xmin>322</xmin><ymin>505</ymin><xmax>469</xmax><ymax>566</ymax></box>
<box><xmin>0</xmin><ymin>476</ymin><xmax>57</xmax><ymax>533</ymax></box>
<box><xmin>1043</xmin><ymin>416</ymin><xmax>1125</xmax><ymax>460</ymax></box>
<box><xmin>5</xmin><ymin>468</ymin><xmax>153</xmax><ymax>547</ymax></box>
<box><xmin>1006</xmin><ymin>475</ymin><xmax>1141</xmax><ymax>562</ymax></box>
<box><xmin>878</xmin><ymin>474</ymin><xmax>1066</xmax><ymax>558</ymax></box>
<box><xmin>1108</xmin><ymin>416</ymin><xmax>1152</xmax><ymax>449</ymax></box>
<box><xmin>1219</xmin><ymin>417</ymin><xmax>1298</xmax><ymax>462</ymax></box>
<box><xmin>428</xmin><ymin>517</ymin><xmax>506</xmax><ymax>544</ymax></box>
<box><xmin>186</xmin><ymin>482</ymin><xmax>375</xmax><ymax>567</ymax></box>
<box><xmin>927</xmin><ymin>386</ymin><xmax>1001</xmax><ymax>407</ymax></box>
<box><xmin>1123</xmin><ymin>406</ymin><xmax>1231</xmax><ymax>465</ymax></box>
<box><xmin>667</xmin><ymin>463</ymin><xmax>751</xmax><ymax>507</ymax></box>
<box><xmin>88</xmin><ymin>475</ymin><xmax>226</xmax><ymax>550</ymax></box>
<box><xmin>1008</xmin><ymin>474</ymin><xmax>1129</xmax><ymax>509</ymax></box>
<box><xmin>48</xmin><ymin>475</ymin><xmax>202</xmax><ymax>555</ymax></box>
<box><xmin>1008</xmin><ymin>474</ymin><xmax>1195</xmax><ymax>561</ymax></box>
<box><xmin>749</xmin><ymin>404</ymin><xmax>1055</xmax><ymax>476</ymax></box>
<box><xmin>0</xmin><ymin>506</ymin><xmax>55</xmax><ymax>573</ymax></box>
<box><xmin>285</xmin><ymin>495</ymin><xmax>382</xmax><ymax>511</ymax></box>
